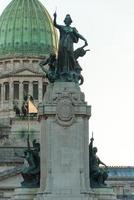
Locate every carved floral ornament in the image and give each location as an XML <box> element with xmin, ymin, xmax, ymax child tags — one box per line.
<box><xmin>56</xmin><ymin>95</ymin><xmax>75</xmax><ymax>127</ymax></box>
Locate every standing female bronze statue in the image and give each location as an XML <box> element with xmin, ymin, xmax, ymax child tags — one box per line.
<box><xmin>53</xmin><ymin>12</ymin><xmax>88</xmax><ymax>77</ymax></box>
<box><xmin>40</xmin><ymin>12</ymin><xmax>89</xmax><ymax>84</ymax></box>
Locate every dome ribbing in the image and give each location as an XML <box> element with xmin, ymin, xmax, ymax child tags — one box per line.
<box><xmin>0</xmin><ymin>0</ymin><xmax>57</xmax><ymax>58</ymax></box>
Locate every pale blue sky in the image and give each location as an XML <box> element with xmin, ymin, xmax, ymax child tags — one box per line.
<box><xmin>1</xmin><ymin>0</ymin><xmax>134</xmax><ymax>166</ymax></box>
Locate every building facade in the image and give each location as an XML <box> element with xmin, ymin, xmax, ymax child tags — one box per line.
<box><xmin>0</xmin><ymin>0</ymin><xmax>57</xmax><ymax>144</ymax></box>
<box><xmin>0</xmin><ymin>0</ymin><xmax>57</xmax><ymax>198</ymax></box>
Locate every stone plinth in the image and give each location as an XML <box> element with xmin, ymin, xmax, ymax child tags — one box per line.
<box><xmin>37</xmin><ymin>82</ymin><xmax>91</xmax><ymax>200</ymax></box>
<box><xmin>11</xmin><ymin>188</ymin><xmax>39</xmax><ymax>200</ymax></box>
<box><xmin>91</xmin><ymin>188</ymin><xmax>117</xmax><ymax>200</ymax></box>
<box><xmin>36</xmin><ymin>82</ymin><xmax>117</xmax><ymax>200</ymax></box>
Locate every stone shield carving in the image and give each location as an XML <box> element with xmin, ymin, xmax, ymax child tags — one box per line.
<box><xmin>56</xmin><ymin>96</ymin><xmax>75</xmax><ymax>127</ymax></box>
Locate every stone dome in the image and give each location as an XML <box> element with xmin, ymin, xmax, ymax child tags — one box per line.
<box><xmin>0</xmin><ymin>0</ymin><xmax>57</xmax><ymax>58</ymax></box>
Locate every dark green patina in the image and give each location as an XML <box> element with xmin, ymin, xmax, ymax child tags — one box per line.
<box><xmin>0</xmin><ymin>0</ymin><xmax>57</xmax><ymax>58</ymax></box>
<box><xmin>40</xmin><ymin>12</ymin><xmax>89</xmax><ymax>85</ymax></box>
<box><xmin>89</xmin><ymin>136</ymin><xmax>108</xmax><ymax>188</ymax></box>
<box><xmin>21</xmin><ymin>135</ymin><xmax>40</xmax><ymax>188</ymax></box>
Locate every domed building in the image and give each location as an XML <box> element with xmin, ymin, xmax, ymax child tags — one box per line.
<box><xmin>0</xmin><ymin>0</ymin><xmax>57</xmax><ymax>58</ymax></box>
<box><xmin>0</xmin><ymin>1</ymin><xmax>133</xmax><ymax>200</ymax></box>
<box><xmin>0</xmin><ymin>0</ymin><xmax>57</xmax><ymax>197</ymax></box>
<box><xmin>0</xmin><ymin>0</ymin><xmax>57</xmax><ymax>133</ymax></box>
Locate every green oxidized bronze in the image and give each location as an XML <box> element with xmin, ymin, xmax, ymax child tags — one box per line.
<box><xmin>89</xmin><ymin>135</ymin><xmax>108</xmax><ymax>188</ymax></box>
<box><xmin>0</xmin><ymin>0</ymin><xmax>57</xmax><ymax>58</ymax></box>
<box><xmin>40</xmin><ymin>12</ymin><xmax>89</xmax><ymax>85</ymax></box>
<box><xmin>40</xmin><ymin>53</ymin><xmax>57</xmax><ymax>83</ymax></box>
<box><xmin>20</xmin><ymin>135</ymin><xmax>40</xmax><ymax>188</ymax></box>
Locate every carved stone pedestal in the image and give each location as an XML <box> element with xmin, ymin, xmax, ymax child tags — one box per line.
<box><xmin>91</xmin><ymin>188</ymin><xmax>117</xmax><ymax>200</ymax></box>
<box><xmin>35</xmin><ymin>82</ymin><xmax>117</xmax><ymax>200</ymax></box>
<box><xmin>35</xmin><ymin>188</ymin><xmax>117</xmax><ymax>200</ymax></box>
<box><xmin>11</xmin><ymin>188</ymin><xmax>39</xmax><ymax>200</ymax></box>
<box><xmin>36</xmin><ymin>82</ymin><xmax>91</xmax><ymax>200</ymax></box>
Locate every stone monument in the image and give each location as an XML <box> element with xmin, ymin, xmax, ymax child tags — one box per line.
<box><xmin>35</xmin><ymin>11</ymin><xmax>91</xmax><ymax>200</ymax></box>
<box><xmin>11</xmin><ymin>10</ymin><xmax>117</xmax><ymax>200</ymax></box>
<box><xmin>35</xmin><ymin>11</ymin><xmax>117</xmax><ymax>200</ymax></box>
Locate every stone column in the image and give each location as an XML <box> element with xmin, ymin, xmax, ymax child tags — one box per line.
<box><xmin>3</xmin><ymin>82</ymin><xmax>6</xmax><ymax>110</ymax></box>
<box><xmin>0</xmin><ymin>84</ymin><xmax>4</xmax><ymax>109</ymax></box>
<box><xmin>29</xmin><ymin>81</ymin><xmax>33</xmax><ymax>97</ymax></box>
<box><xmin>10</xmin><ymin>80</ymin><xmax>14</xmax><ymax>108</ymax></box>
<box><xmin>0</xmin><ymin>83</ymin><xmax>3</xmax><ymax>109</ymax></box>
<box><xmin>19</xmin><ymin>81</ymin><xmax>23</xmax><ymax>106</ymax></box>
<box><xmin>38</xmin><ymin>79</ymin><xmax>42</xmax><ymax>103</ymax></box>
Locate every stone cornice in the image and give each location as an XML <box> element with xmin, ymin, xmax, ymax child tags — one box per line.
<box><xmin>0</xmin><ymin>67</ymin><xmax>45</xmax><ymax>79</ymax></box>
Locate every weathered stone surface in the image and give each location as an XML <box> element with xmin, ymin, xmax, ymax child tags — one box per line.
<box><xmin>91</xmin><ymin>188</ymin><xmax>117</xmax><ymax>200</ymax></box>
<box><xmin>11</xmin><ymin>188</ymin><xmax>39</xmax><ymax>200</ymax></box>
<box><xmin>37</xmin><ymin>82</ymin><xmax>91</xmax><ymax>200</ymax></box>
<box><xmin>35</xmin><ymin>82</ymin><xmax>118</xmax><ymax>200</ymax></box>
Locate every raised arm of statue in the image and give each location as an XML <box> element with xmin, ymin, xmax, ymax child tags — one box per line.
<box><xmin>53</xmin><ymin>12</ymin><xmax>61</xmax><ymax>29</ymax></box>
<box><xmin>89</xmin><ymin>136</ymin><xmax>94</xmax><ymax>155</ymax></box>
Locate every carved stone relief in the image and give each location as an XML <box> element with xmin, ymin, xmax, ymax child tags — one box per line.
<box><xmin>56</xmin><ymin>94</ymin><xmax>75</xmax><ymax>127</ymax></box>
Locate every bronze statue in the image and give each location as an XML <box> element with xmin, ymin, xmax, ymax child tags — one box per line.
<box><xmin>20</xmin><ymin>135</ymin><xmax>40</xmax><ymax>188</ymax></box>
<box><xmin>73</xmin><ymin>44</ymin><xmax>90</xmax><ymax>85</ymax></box>
<box><xmin>53</xmin><ymin>12</ymin><xmax>88</xmax><ymax>75</ymax></box>
<box><xmin>89</xmin><ymin>136</ymin><xmax>108</xmax><ymax>188</ymax></box>
<box><xmin>39</xmin><ymin>12</ymin><xmax>89</xmax><ymax>84</ymax></box>
<box><xmin>39</xmin><ymin>53</ymin><xmax>57</xmax><ymax>83</ymax></box>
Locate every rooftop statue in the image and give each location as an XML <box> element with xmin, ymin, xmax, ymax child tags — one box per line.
<box><xmin>40</xmin><ymin>12</ymin><xmax>89</xmax><ymax>85</ymax></box>
<box><xmin>89</xmin><ymin>135</ymin><xmax>108</xmax><ymax>188</ymax></box>
<box><xmin>20</xmin><ymin>135</ymin><xmax>40</xmax><ymax>188</ymax></box>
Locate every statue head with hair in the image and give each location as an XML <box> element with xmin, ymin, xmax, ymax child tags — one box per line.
<box><xmin>64</xmin><ymin>14</ymin><xmax>72</xmax><ymax>26</ymax></box>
